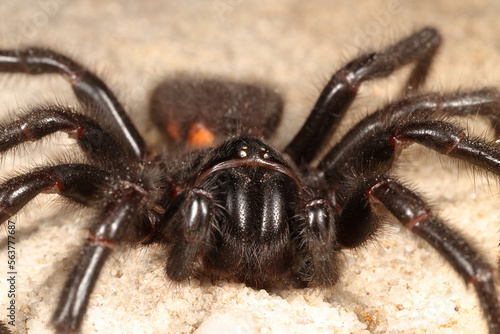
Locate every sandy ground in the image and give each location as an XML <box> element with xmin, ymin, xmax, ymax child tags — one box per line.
<box><xmin>0</xmin><ymin>0</ymin><xmax>500</xmax><ymax>333</ymax></box>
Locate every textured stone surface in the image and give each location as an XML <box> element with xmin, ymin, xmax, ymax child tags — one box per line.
<box><xmin>0</xmin><ymin>0</ymin><xmax>500</xmax><ymax>333</ymax></box>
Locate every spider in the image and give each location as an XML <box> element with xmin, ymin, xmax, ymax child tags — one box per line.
<box><xmin>0</xmin><ymin>27</ymin><xmax>499</xmax><ymax>332</ymax></box>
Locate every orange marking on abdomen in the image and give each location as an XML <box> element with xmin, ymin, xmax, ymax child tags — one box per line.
<box><xmin>166</xmin><ymin>122</ymin><xmax>181</xmax><ymax>141</ymax></box>
<box><xmin>188</xmin><ymin>122</ymin><xmax>215</xmax><ymax>148</ymax></box>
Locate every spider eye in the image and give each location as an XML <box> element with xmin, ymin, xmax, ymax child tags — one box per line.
<box><xmin>238</xmin><ymin>148</ymin><xmax>248</xmax><ymax>158</ymax></box>
<box><xmin>259</xmin><ymin>147</ymin><xmax>270</xmax><ymax>159</ymax></box>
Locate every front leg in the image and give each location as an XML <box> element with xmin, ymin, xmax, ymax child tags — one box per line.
<box><xmin>52</xmin><ymin>180</ymin><xmax>147</xmax><ymax>331</ymax></box>
<box><xmin>332</xmin><ymin>174</ymin><xmax>500</xmax><ymax>333</ymax></box>
<box><xmin>367</xmin><ymin>177</ymin><xmax>500</xmax><ymax>334</ymax></box>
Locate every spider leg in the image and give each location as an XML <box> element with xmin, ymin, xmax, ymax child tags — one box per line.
<box><xmin>285</xmin><ymin>27</ymin><xmax>441</xmax><ymax>165</ymax></box>
<box><xmin>391</xmin><ymin>120</ymin><xmax>500</xmax><ymax>173</ymax></box>
<box><xmin>0</xmin><ymin>48</ymin><xmax>145</xmax><ymax>159</ymax></box>
<box><xmin>52</xmin><ymin>180</ymin><xmax>147</xmax><ymax>331</ymax></box>
<box><xmin>315</xmin><ymin>88</ymin><xmax>500</xmax><ymax>331</ymax></box>
<box><xmin>0</xmin><ymin>164</ymin><xmax>110</xmax><ymax>223</ymax></box>
<box><xmin>319</xmin><ymin>89</ymin><xmax>500</xmax><ymax>180</ymax></box>
<box><xmin>365</xmin><ymin>177</ymin><xmax>500</xmax><ymax>334</ymax></box>
<box><xmin>430</xmin><ymin>88</ymin><xmax>500</xmax><ymax>137</ymax></box>
<box><xmin>0</xmin><ymin>106</ymin><xmax>134</xmax><ymax>165</ymax></box>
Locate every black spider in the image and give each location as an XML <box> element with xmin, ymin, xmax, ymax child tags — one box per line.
<box><xmin>0</xmin><ymin>27</ymin><xmax>499</xmax><ymax>332</ymax></box>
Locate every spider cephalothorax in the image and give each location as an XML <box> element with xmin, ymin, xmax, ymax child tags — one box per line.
<box><xmin>0</xmin><ymin>27</ymin><xmax>499</xmax><ymax>332</ymax></box>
